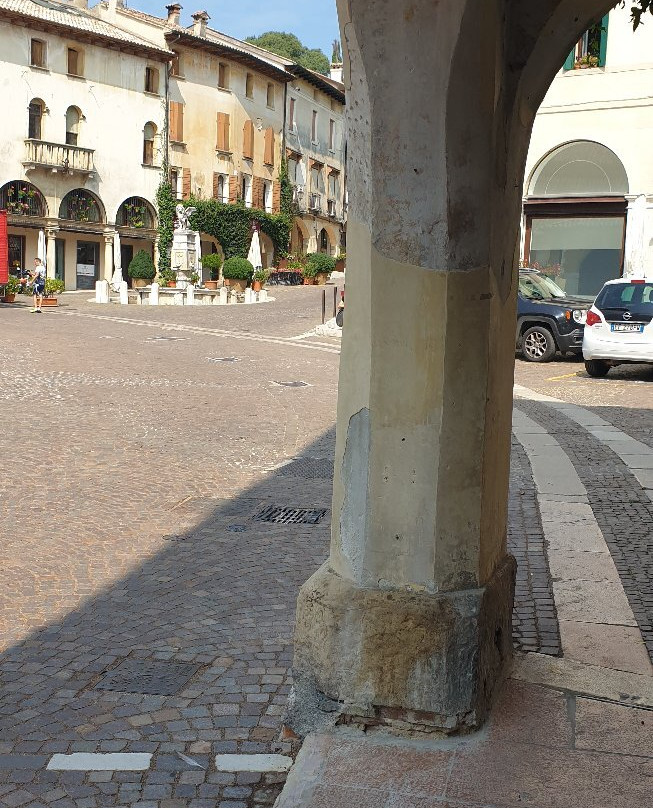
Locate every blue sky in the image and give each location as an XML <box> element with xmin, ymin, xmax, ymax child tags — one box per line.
<box><xmin>135</xmin><ymin>0</ymin><xmax>340</xmax><ymax>59</ymax></box>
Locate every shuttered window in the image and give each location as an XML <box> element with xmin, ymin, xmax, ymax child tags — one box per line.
<box><xmin>30</xmin><ymin>39</ymin><xmax>46</xmax><ymax>68</ymax></box>
<box><xmin>182</xmin><ymin>168</ymin><xmax>191</xmax><ymax>199</ymax></box>
<box><xmin>216</xmin><ymin>112</ymin><xmax>230</xmax><ymax>152</ymax></box>
<box><xmin>243</xmin><ymin>119</ymin><xmax>254</xmax><ymax>160</ymax></box>
<box><xmin>145</xmin><ymin>66</ymin><xmax>159</xmax><ymax>94</ymax></box>
<box><xmin>67</xmin><ymin>48</ymin><xmax>81</xmax><ymax>76</ymax></box>
<box><xmin>264</xmin><ymin>127</ymin><xmax>275</xmax><ymax>167</ymax></box>
<box><xmin>169</xmin><ymin>101</ymin><xmax>184</xmax><ymax>142</ymax></box>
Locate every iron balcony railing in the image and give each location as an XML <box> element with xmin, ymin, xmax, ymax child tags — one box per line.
<box><xmin>24</xmin><ymin>139</ymin><xmax>95</xmax><ymax>174</ymax></box>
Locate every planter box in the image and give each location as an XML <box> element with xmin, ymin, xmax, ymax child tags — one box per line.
<box><xmin>204</xmin><ymin>280</ymin><xmax>219</xmax><ymax>290</ymax></box>
<box><xmin>2</xmin><ymin>294</ymin><xmax>16</xmax><ymax>303</ymax></box>
<box><xmin>132</xmin><ymin>278</ymin><xmax>149</xmax><ymax>288</ymax></box>
<box><xmin>227</xmin><ymin>278</ymin><xmax>248</xmax><ymax>293</ymax></box>
<box><xmin>315</xmin><ymin>272</ymin><xmax>329</xmax><ymax>286</ymax></box>
<box><xmin>41</xmin><ymin>297</ymin><xmax>58</xmax><ymax>307</ymax></box>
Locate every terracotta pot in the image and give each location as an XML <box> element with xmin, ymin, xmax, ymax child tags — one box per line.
<box><xmin>132</xmin><ymin>278</ymin><xmax>148</xmax><ymax>288</ymax></box>
<box><xmin>303</xmin><ymin>277</ymin><xmax>314</xmax><ymax>286</ymax></box>
<box><xmin>253</xmin><ymin>281</ymin><xmax>263</xmax><ymax>292</ymax></box>
<box><xmin>167</xmin><ymin>281</ymin><xmax>176</xmax><ymax>288</ymax></box>
<box><xmin>277</xmin><ymin>258</ymin><xmax>288</xmax><ymax>269</ymax></box>
<box><xmin>204</xmin><ymin>280</ymin><xmax>219</xmax><ymax>290</ymax></box>
<box><xmin>335</xmin><ymin>259</ymin><xmax>345</xmax><ymax>272</ymax></box>
<box><xmin>315</xmin><ymin>272</ymin><xmax>329</xmax><ymax>286</ymax></box>
<box><xmin>227</xmin><ymin>278</ymin><xmax>247</xmax><ymax>293</ymax></box>
<box><xmin>2</xmin><ymin>294</ymin><xmax>16</xmax><ymax>303</ymax></box>
<box><xmin>40</xmin><ymin>297</ymin><xmax>58</xmax><ymax>307</ymax></box>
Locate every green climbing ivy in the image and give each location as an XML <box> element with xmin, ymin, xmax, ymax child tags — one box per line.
<box><xmin>156</xmin><ymin>172</ymin><xmax>175</xmax><ymax>273</ymax></box>
<box><xmin>184</xmin><ymin>197</ymin><xmax>291</xmax><ymax>262</ymax></box>
<box><xmin>278</xmin><ymin>157</ymin><xmax>296</xmax><ymax>220</ymax></box>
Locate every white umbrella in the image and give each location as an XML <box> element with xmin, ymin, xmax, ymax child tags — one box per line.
<box><xmin>624</xmin><ymin>195</ymin><xmax>646</xmax><ymax>277</ymax></box>
<box><xmin>247</xmin><ymin>229</ymin><xmax>262</xmax><ymax>269</ymax></box>
<box><xmin>37</xmin><ymin>229</ymin><xmax>46</xmax><ymax>273</ymax></box>
<box><xmin>194</xmin><ymin>231</ymin><xmax>202</xmax><ymax>283</ymax></box>
<box><xmin>111</xmin><ymin>231</ymin><xmax>123</xmax><ymax>291</ymax></box>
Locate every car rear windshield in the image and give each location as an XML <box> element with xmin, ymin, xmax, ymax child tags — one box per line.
<box><xmin>595</xmin><ymin>282</ymin><xmax>653</xmax><ymax>309</ymax></box>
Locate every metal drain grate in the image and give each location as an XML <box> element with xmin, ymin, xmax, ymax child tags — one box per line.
<box><xmin>95</xmin><ymin>659</ymin><xmax>200</xmax><ymax>696</ymax></box>
<box><xmin>272</xmin><ymin>381</ymin><xmax>309</xmax><ymax>388</ymax></box>
<box><xmin>279</xmin><ymin>457</ymin><xmax>334</xmax><ymax>480</ymax></box>
<box><xmin>255</xmin><ymin>506</ymin><xmax>328</xmax><ymax>525</ymax></box>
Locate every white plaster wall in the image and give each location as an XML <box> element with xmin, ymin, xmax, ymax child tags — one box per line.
<box><xmin>524</xmin><ymin>5</ymin><xmax>653</xmax><ymax>274</ymax></box>
<box><xmin>0</xmin><ymin>17</ymin><xmax>165</xmax><ymax>285</ymax></box>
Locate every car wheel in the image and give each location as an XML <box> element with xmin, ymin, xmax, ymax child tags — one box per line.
<box><xmin>584</xmin><ymin>359</ymin><xmax>610</xmax><ymax>378</ymax></box>
<box><xmin>521</xmin><ymin>326</ymin><xmax>556</xmax><ymax>362</ymax></box>
<box><xmin>335</xmin><ymin>308</ymin><xmax>344</xmax><ymax>328</ymax></box>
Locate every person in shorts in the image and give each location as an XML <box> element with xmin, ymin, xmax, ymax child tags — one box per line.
<box><xmin>30</xmin><ymin>258</ymin><xmax>46</xmax><ymax>313</ymax></box>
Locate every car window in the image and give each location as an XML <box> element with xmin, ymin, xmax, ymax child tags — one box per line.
<box><xmin>596</xmin><ymin>283</ymin><xmax>653</xmax><ymax>308</ymax></box>
<box><xmin>519</xmin><ymin>272</ymin><xmax>566</xmax><ymax>300</ymax></box>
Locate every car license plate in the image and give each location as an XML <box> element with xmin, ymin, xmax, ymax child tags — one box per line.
<box><xmin>611</xmin><ymin>323</ymin><xmax>643</xmax><ymax>333</ymax></box>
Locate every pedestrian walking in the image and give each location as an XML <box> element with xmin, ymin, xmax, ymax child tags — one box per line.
<box><xmin>29</xmin><ymin>257</ymin><xmax>46</xmax><ymax>313</ymax></box>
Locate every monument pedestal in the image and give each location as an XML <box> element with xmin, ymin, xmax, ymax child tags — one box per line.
<box><xmin>171</xmin><ymin>230</ymin><xmax>198</xmax><ymax>289</ymax></box>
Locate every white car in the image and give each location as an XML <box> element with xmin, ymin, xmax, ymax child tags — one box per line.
<box><xmin>583</xmin><ymin>278</ymin><xmax>653</xmax><ymax>377</ymax></box>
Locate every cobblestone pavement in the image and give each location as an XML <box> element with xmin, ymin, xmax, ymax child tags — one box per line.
<box><xmin>517</xmin><ymin>399</ymin><xmax>653</xmax><ymax>662</ymax></box>
<box><xmin>1</xmin><ymin>293</ymin><xmax>648</xmax><ymax>808</ymax></box>
<box><xmin>508</xmin><ymin>439</ymin><xmax>560</xmax><ymax>655</ymax></box>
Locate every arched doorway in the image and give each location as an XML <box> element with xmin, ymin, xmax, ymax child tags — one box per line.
<box><xmin>59</xmin><ymin>189</ymin><xmax>105</xmax><ymax>289</ymax></box>
<box><xmin>259</xmin><ymin>232</ymin><xmax>274</xmax><ymax>268</ymax></box>
<box><xmin>318</xmin><ymin>227</ymin><xmax>330</xmax><ymax>254</ymax></box>
<box><xmin>0</xmin><ymin>180</ymin><xmax>48</xmax><ymax>277</ymax></box>
<box><xmin>116</xmin><ymin>197</ymin><xmax>157</xmax><ymax>282</ymax></box>
<box><xmin>524</xmin><ymin>141</ymin><xmax>629</xmax><ymax>296</ymax></box>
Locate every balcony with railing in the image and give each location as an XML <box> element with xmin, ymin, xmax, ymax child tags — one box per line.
<box><xmin>24</xmin><ymin>139</ymin><xmax>95</xmax><ymax>175</ymax></box>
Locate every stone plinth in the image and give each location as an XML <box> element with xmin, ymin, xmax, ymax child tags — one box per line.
<box><xmin>171</xmin><ymin>230</ymin><xmax>198</xmax><ymax>289</ymax></box>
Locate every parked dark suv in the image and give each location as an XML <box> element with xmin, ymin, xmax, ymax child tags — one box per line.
<box><xmin>517</xmin><ymin>269</ymin><xmax>592</xmax><ymax>362</ymax></box>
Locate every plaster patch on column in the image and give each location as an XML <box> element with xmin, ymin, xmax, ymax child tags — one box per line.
<box><xmin>339</xmin><ymin>407</ymin><xmax>369</xmax><ymax>583</ymax></box>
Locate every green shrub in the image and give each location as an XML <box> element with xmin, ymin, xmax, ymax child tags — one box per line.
<box><xmin>44</xmin><ymin>278</ymin><xmax>65</xmax><ymax>295</ymax></box>
<box><xmin>200</xmin><ymin>253</ymin><xmax>222</xmax><ymax>280</ymax></box>
<box><xmin>253</xmin><ymin>268</ymin><xmax>270</xmax><ymax>283</ymax></box>
<box><xmin>128</xmin><ymin>250</ymin><xmax>156</xmax><ymax>279</ymax></box>
<box><xmin>157</xmin><ymin>268</ymin><xmax>176</xmax><ymax>286</ymax></box>
<box><xmin>4</xmin><ymin>275</ymin><xmax>21</xmax><ymax>294</ymax></box>
<box><xmin>222</xmin><ymin>256</ymin><xmax>254</xmax><ymax>281</ymax></box>
<box><xmin>306</xmin><ymin>253</ymin><xmax>337</xmax><ymax>274</ymax></box>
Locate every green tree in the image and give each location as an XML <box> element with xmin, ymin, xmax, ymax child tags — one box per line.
<box><xmin>245</xmin><ymin>31</ymin><xmax>330</xmax><ymax>75</ymax></box>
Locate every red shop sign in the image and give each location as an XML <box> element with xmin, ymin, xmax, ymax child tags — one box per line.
<box><xmin>0</xmin><ymin>210</ymin><xmax>8</xmax><ymax>284</ymax></box>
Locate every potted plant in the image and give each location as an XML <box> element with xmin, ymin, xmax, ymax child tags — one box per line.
<box><xmin>189</xmin><ymin>271</ymin><xmax>200</xmax><ymax>286</ymax></box>
<box><xmin>574</xmin><ymin>53</ymin><xmax>599</xmax><ymax>69</ymax></box>
<box><xmin>157</xmin><ymin>268</ymin><xmax>177</xmax><ymax>288</ymax></box>
<box><xmin>252</xmin><ymin>268</ymin><xmax>270</xmax><ymax>292</ymax></box>
<box><xmin>41</xmin><ymin>277</ymin><xmax>65</xmax><ymax>307</ymax></box>
<box><xmin>335</xmin><ymin>252</ymin><xmax>346</xmax><ymax>272</ymax></box>
<box><xmin>128</xmin><ymin>250</ymin><xmax>156</xmax><ymax>288</ymax></box>
<box><xmin>305</xmin><ymin>253</ymin><xmax>337</xmax><ymax>286</ymax></box>
<box><xmin>200</xmin><ymin>254</ymin><xmax>222</xmax><ymax>289</ymax></box>
<box><xmin>222</xmin><ymin>256</ymin><xmax>254</xmax><ymax>293</ymax></box>
<box><xmin>2</xmin><ymin>275</ymin><xmax>21</xmax><ymax>303</ymax></box>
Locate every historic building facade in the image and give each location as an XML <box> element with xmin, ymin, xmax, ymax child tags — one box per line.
<box><xmin>0</xmin><ymin>0</ymin><xmax>169</xmax><ymax>289</ymax></box>
<box><xmin>523</xmin><ymin>5</ymin><xmax>653</xmax><ymax>296</ymax></box>
<box><xmin>1</xmin><ymin>0</ymin><xmax>347</xmax><ymax>289</ymax></box>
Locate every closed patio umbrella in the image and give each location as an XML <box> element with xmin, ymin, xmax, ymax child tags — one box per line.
<box><xmin>194</xmin><ymin>231</ymin><xmax>202</xmax><ymax>283</ymax></box>
<box><xmin>247</xmin><ymin>228</ymin><xmax>262</xmax><ymax>270</ymax></box>
<box><xmin>111</xmin><ymin>231</ymin><xmax>123</xmax><ymax>291</ymax></box>
<box><xmin>37</xmin><ymin>229</ymin><xmax>46</xmax><ymax>273</ymax></box>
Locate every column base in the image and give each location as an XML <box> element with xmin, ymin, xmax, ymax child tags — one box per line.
<box><xmin>288</xmin><ymin>556</ymin><xmax>516</xmax><ymax>736</ymax></box>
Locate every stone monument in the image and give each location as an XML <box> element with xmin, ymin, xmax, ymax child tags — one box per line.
<box><xmin>171</xmin><ymin>204</ymin><xmax>199</xmax><ymax>289</ymax></box>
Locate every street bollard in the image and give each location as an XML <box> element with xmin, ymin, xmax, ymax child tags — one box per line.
<box><xmin>333</xmin><ymin>286</ymin><xmax>338</xmax><ymax>319</ymax></box>
<box><xmin>321</xmin><ymin>288</ymin><xmax>326</xmax><ymax>324</ymax></box>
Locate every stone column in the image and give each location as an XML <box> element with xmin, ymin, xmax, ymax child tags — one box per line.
<box><xmin>291</xmin><ymin>0</ymin><xmax>612</xmax><ymax>735</ymax></box>
<box><xmin>45</xmin><ymin>227</ymin><xmax>58</xmax><ymax>280</ymax></box>
<box><xmin>103</xmin><ymin>233</ymin><xmax>115</xmax><ymax>282</ymax></box>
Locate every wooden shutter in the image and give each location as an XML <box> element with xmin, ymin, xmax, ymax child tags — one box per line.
<box><xmin>170</xmin><ymin>101</ymin><xmax>183</xmax><ymax>142</ymax></box>
<box><xmin>264</xmin><ymin>127</ymin><xmax>274</xmax><ymax>166</ymax></box>
<box><xmin>216</xmin><ymin>112</ymin><xmax>230</xmax><ymax>152</ymax></box>
<box><xmin>252</xmin><ymin>177</ymin><xmax>263</xmax><ymax>210</ymax></box>
<box><xmin>598</xmin><ymin>13</ymin><xmax>609</xmax><ymax>67</ymax></box>
<box><xmin>272</xmin><ymin>181</ymin><xmax>281</xmax><ymax>213</ymax></box>
<box><xmin>243</xmin><ymin>120</ymin><xmax>254</xmax><ymax>160</ymax></box>
<box><xmin>213</xmin><ymin>172</ymin><xmax>220</xmax><ymax>199</ymax></box>
<box><xmin>182</xmin><ymin>167</ymin><xmax>191</xmax><ymax>199</ymax></box>
<box><xmin>229</xmin><ymin>175</ymin><xmax>239</xmax><ymax>204</ymax></box>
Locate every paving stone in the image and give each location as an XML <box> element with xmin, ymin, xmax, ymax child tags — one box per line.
<box><xmin>215</xmin><ymin>755</ymin><xmax>293</xmax><ymax>773</ymax></box>
<box><xmin>47</xmin><ymin>756</ymin><xmax>151</xmax><ymax>772</ymax></box>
